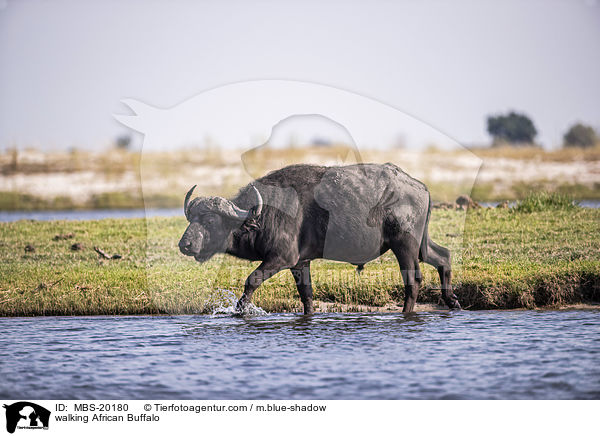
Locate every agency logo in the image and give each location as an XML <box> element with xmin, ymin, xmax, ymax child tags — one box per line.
<box><xmin>3</xmin><ymin>402</ymin><xmax>50</xmax><ymax>434</ymax></box>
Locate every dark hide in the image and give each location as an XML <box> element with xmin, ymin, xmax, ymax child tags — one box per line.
<box><xmin>179</xmin><ymin>163</ymin><xmax>460</xmax><ymax>314</ymax></box>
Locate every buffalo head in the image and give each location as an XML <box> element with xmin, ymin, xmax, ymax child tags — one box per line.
<box><xmin>178</xmin><ymin>184</ymin><xmax>263</xmax><ymax>262</ymax></box>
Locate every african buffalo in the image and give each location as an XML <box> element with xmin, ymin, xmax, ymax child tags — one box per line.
<box><xmin>178</xmin><ymin>163</ymin><xmax>460</xmax><ymax>314</ymax></box>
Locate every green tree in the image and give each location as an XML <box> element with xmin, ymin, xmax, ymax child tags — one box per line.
<box><xmin>563</xmin><ymin>123</ymin><xmax>597</xmax><ymax>148</ymax></box>
<box><xmin>487</xmin><ymin>111</ymin><xmax>537</xmax><ymax>145</ymax></box>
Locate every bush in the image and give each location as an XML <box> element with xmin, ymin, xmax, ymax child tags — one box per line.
<box><xmin>487</xmin><ymin>111</ymin><xmax>537</xmax><ymax>145</ymax></box>
<box><xmin>115</xmin><ymin>135</ymin><xmax>132</xmax><ymax>150</ymax></box>
<box><xmin>89</xmin><ymin>192</ymin><xmax>144</xmax><ymax>209</ymax></box>
<box><xmin>563</xmin><ymin>123</ymin><xmax>597</xmax><ymax>148</ymax></box>
<box><xmin>512</xmin><ymin>192</ymin><xmax>577</xmax><ymax>213</ymax></box>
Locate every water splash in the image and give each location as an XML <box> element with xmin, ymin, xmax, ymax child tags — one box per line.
<box><xmin>207</xmin><ymin>289</ymin><xmax>267</xmax><ymax>316</ymax></box>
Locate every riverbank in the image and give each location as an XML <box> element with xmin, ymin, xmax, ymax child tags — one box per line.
<box><xmin>1</xmin><ymin>205</ymin><xmax>598</xmax><ymax>316</ymax></box>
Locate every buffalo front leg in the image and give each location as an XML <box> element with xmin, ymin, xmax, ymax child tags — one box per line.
<box><xmin>392</xmin><ymin>242</ymin><xmax>422</xmax><ymax>313</ymax></box>
<box><xmin>400</xmin><ymin>262</ymin><xmax>422</xmax><ymax>313</ymax></box>
<box><xmin>236</xmin><ymin>261</ymin><xmax>285</xmax><ymax>313</ymax></box>
<box><xmin>290</xmin><ymin>261</ymin><xmax>314</xmax><ymax>315</ymax></box>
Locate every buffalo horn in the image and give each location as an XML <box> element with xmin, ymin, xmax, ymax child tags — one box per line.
<box><xmin>184</xmin><ymin>185</ymin><xmax>197</xmax><ymax>219</ymax></box>
<box><xmin>227</xmin><ymin>184</ymin><xmax>263</xmax><ymax>220</ymax></box>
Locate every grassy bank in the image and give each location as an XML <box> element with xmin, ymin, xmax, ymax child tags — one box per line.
<box><xmin>1</xmin><ymin>204</ymin><xmax>599</xmax><ymax>316</ymax></box>
<box><xmin>0</xmin><ymin>190</ymin><xmax>182</xmax><ymax>211</ymax></box>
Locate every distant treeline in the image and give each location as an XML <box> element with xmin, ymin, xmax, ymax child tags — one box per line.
<box><xmin>486</xmin><ymin>111</ymin><xmax>598</xmax><ymax>148</ymax></box>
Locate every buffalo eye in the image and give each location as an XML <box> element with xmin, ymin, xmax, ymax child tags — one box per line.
<box><xmin>204</xmin><ymin>215</ymin><xmax>217</xmax><ymax>225</ymax></box>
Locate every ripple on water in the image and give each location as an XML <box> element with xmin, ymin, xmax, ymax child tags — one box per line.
<box><xmin>0</xmin><ymin>309</ymin><xmax>599</xmax><ymax>399</ymax></box>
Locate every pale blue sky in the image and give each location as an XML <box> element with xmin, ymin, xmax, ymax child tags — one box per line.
<box><xmin>0</xmin><ymin>0</ymin><xmax>599</xmax><ymax>150</ymax></box>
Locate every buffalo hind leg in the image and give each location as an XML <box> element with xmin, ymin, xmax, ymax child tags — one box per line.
<box><xmin>236</xmin><ymin>260</ymin><xmax>286</xmax><ymax>312</ymax></box>
<box><xmin>290</xmin><ymin>261</ymin><xmax>314</xmax><ymax>315</ymax></box>
<box><xmin>421</xmin><ymin>237</ymin><xmax>460</xmax><ymax>309</ymax></box>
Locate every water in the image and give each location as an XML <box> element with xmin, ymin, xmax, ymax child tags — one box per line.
<box><xmin>207</xmin><ymin>289</ymin><xmax>268</xmax><ymax>316</ymax></box>
<box><xmin>0</xmin><ymin>208</ymin><xmax>181</xmax><ymax>222</ymax></box>
<box><xmin>0</xmin><ymin>309</ymin><xmax>598</xmax><ymax>399</ymax></box>
<box><xmin>479</xmin><ymin>200</ymin><xmax>600</xmax><ymax>208</ymax></box>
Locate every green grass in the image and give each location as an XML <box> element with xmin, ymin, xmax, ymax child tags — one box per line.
<box><xmin>513</xmin><ymin>192</ymin><xmax>578</xmax><ymax>213</ymax></box>
<box><xmin>1</xmin><ymin>207</ymin><xmax>599</xmax><ymax>316</ymax></box>
<box><xmin>468</xmin><ymin>144</ymin><xmax>600</xmax><ymax>162</ymax></box>
<box><xmin>0</xmin><ymin>191</ymin><xmax>183</xmax><ymax>211</ymax></box>
<box><xmin>0</xmin><ymin>191</ymin><xmax>78</xmax><ymax>211</ymax></box>
<box><xmin>468</xmin><ymin>182</ymin><xmax>600</xmax><ymax>202</ymax></box>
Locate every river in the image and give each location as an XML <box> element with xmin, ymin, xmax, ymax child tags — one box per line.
<box><xmin>0</xmin><ymin>309</ymin><xmax>598</xmax><ymax>399</ymax></box>
<box><xmin>0</xmin><ymin>208</ymin><xmax>182</xmax><ymax>222</ymax></box>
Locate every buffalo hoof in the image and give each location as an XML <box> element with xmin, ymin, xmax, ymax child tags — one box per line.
<box><xmin>449</xmin><ymin>299</ymin><xmax>462</xmax><ymax>310</ymax></box>
<box><xmin>302</xmin><ymin>299</ymin><xmax>315</xmax><ymax>315</ymax></box>
<box><xmin>444</xmin><ymin>295</ymin><xmax>461</xmax><ymax>310</ymax></box>
<box><xmin>235</xmin><ymin>298</ymin><xmax>247</xmax><ymax>313</ymax></box>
